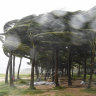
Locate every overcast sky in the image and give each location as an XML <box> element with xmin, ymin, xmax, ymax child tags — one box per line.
<box><xmin>0</xmin><ymin>0</ymin><xmax>96</xmax><ymax>73</ymax></box>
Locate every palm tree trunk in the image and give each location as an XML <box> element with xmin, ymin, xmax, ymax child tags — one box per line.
<box><xmin>17</xmin><ymin>57</ymin><xmax>22</xmax><ymax>79</ymax></box>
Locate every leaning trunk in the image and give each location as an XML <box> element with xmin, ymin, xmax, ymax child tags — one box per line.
<box><xmin>5</xmin><ymin>57</ymin><xmax>10</xmax><ymax>83</ymax></box>
<box><xmin>17</xmin><ymin>57</ymin><xmax>22</xmax><ymax>79</ymax></box>
<box><xmin>9</xmin><ymin>52</ymin><xmax>14</xmax><ymax>87</ymax></box>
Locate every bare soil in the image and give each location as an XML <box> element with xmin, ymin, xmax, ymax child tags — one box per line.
<box><xmin>17</xmin><ymin>79</ymin><xmax>96</xmax><ymax>96</ymax></box>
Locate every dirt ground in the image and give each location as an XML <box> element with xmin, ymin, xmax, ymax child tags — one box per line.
<box><xmin>19</xmin><ymin>86</ymin><xmax>96</xmax><ymax>96</ymax></box>
<box><xmin>37</xmin><ymin>88</ymin><xmax>96</xmax><ymax>96</ymax></box>
<box><xmin>17</xmin><ymin>79</ymin><xmax>96</xmax><ymax>96</ymax></box>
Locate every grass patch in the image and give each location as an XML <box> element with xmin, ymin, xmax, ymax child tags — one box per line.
<box><xmin>92</xmin><ymin>74</ymin><xmax>96</xmax><ymax>81</ymax></box>
<box><xmin>82</xmin><ymin>88</ymin><xmax>96</xmax><ymax>94</ymax></box>
<box><xmin>0</xmin><ymin>82</ymin><xmax>46</xmax><ymax>96</ymax></box>
<box><xmin>53</xmin><ymin>86</ymin><xmax>65</xmax><ymax>90</ymax></box>
<box><xmin>0</xmin><ymin>90</ymin><xmax>9</xmax><ymax>96</ymax></box>
<box><xmin>0</xmin><ymin>74</ymin><xmax>5</xmax><ymax>77</ymax></box>
<box><xmin>0</xmin><ymin>83</ymin><xmax>10</xmax><ymax>96</ymax></box>
<box><xmin>19</xmin><ymin>74</ymin><xmax>31</xmax><ymax>78</ymax></box>
<box><xmin>16</xmin><ymin>79</ymin><xmax>29</xmax><ymax>84</ymax></box>
<box><xmin>72</xmin><ymin>74</ymin><xmax>96</xmax><ymax>81</ymax></box>
<box><xmin>19</xmin><ymin>89</ymin><xmax>46</xmax><ymax>95</ymax></box>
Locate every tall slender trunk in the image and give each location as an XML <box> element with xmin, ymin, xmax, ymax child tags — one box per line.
<box><xmin>67</xmin><ymin>64</ymin><xmax>68</xmax><ymax>76</ymax></box>
<box><xmin>54</xmin><ymin>49</ymin><xmax>59</xmax><ymax>87</ymax></box>
<box><xmin>9</xmin><ymin>52</ymin><xmax>14</xmax><ymax>87</ymax></box>
<box><xmin>83</xmin><ymin>54</ymin><xmax>87</xmax><ymax>81</ymax></box>
<box><xmin>52</xmin><ymin>65</ymin><xmax>54</xmax><ymax>82</ymax></box>
<box><xmin>52</xmin><ymin>52</ymin><xmax>55</xmax><ymax>82</ymax></box>
<box><xmin>5</xmin><ymin>57</ymin><xmax>10</xmax><ymax>83</ymax></box>
<box><xmin>35</xmin><ymin>60</ymin><xmax>39</xmax><ymax>80</ymax></box>
<box><xmin>61</xmin><ymin>68</ymin><xmax>64</xmax><ymax>76</ymax></box>
<box><xmin>68</xmin><ymin>47</ymin><xmax>72</xmax><ymax>86</ymax></box>
<box><xmin>65</xmin><ymin>67</ymin><xmax>67</xmax><ymax>76</ymax></box>
<box><xmin>78</xmin><ymin>64</ymin><xmax>81</xmax><ymax>77</ymax></box>
<box><xmin>41</xmin><ymin>66</ymin><xmax>43</xmax><ymax>75</ymax></box>
<box><xmin>17</xmin><ymin>57</ymin><xmax>22</xmax><ymax>79</ymax></box>
<box><xmin>72</xmin><ymin>67</ymin><xmax>74</xmax><ymax>77</ymax></box>
<box><xmin>13</xmin><ymin>55</ymin><xmax>15</xmax><ymax>81</ymax></box>
<box><xmin>30</xmin><ymin>48</ymin><xmax>35</xmax><ymax>89</ymax></box>
<box><xmin>30</xmin><ymin>59</ymin><xmax>35</xmax><ymax>89</ymax></box>
<box><xmin>88</xmin><ymin>52</ymin><xmax>95</xmax><ymax>88</ymax></box>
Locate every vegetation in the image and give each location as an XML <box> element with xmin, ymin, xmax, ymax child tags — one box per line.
<box><xmin>82</xmin><ymin>88</ymin><xmax>96</xmax><ymax>94</ymax></box>
<box><xmin>0</xmin><ymin>82</ymin><xmax>45</xmax><ymax>96</ymax></box>
<box><xmin>0</xmin><ymin>5</ymin><xmax>96</xmax><ymax>96</ymax></box>
<box><xmin>0</xmin><ymin>81</ymin><xmax>96</xmax><ymax>96</ymax></box>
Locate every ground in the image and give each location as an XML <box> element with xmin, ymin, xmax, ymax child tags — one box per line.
<box><xmin>15</xmin><ymin>85</ymin><xmax>96</xmax><ymax>96</ymax></box>
<box><xmin>16</xmin><ymin>79</ymin><xmax>96</xmax><ymax>96</ymax></box>
<box><xmin>0</xmin><ymin>74</ymin><xmax>96</xmax><ymax>96</ymax></box>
